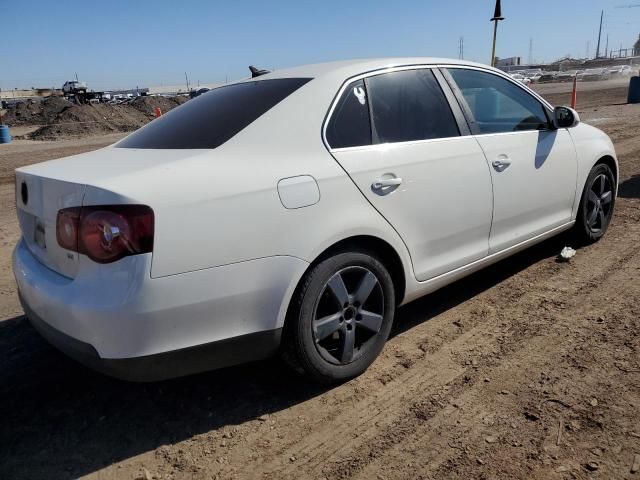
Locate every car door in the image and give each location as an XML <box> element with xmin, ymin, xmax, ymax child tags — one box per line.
<box><xmin>325</xmin><ymin>67</ymin><xmax>494</xmax><ymax>281</ymax></box>
<box><xmin>444</xmin><ymin>67</ymin><xmax>578</xmax><ymax>254</ymax></box>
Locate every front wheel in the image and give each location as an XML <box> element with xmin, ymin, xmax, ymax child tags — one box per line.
<box><xmin>282</xmin><ymin>251</ymin><xmax>396</xmax><ymax>384</ymax></box>
<box><xmin>573</xmin><ymin>163</ymin><xmax>616</xmax><ymax>244</ymax></box>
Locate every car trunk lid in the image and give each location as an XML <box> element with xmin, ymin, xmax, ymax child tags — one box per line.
<box><xmin>15</xmin><ymin>171</ymin><xmax>85</xmax><ymax>278</ymax></box>
<box><xmin>14</xmin><ymin>146</ymin><xmax>208</xmax><ymax>278</ymax></box>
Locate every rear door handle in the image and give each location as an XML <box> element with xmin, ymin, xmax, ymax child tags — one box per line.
<box><xmin>492</xmin><ymin>158</ymin><xmax>512</xmax><ymax>172</ymax></box>
<box><xmin>371</xmin><ymin>176</ymin><xmax>403</xmax><ymax>195</ymax></box>
<box><xmin>372</xmin><ymin>177</ymin><xmax>403</xmax><ymax>189</ymax></box>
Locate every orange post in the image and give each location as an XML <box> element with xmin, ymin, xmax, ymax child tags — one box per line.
<box><xmin>570</xmin><ymin>75</ymin><xmax>577</xmax><ymax>109</ymax></box>
<box><xmin>154</xmin><ymin>107</ymin><xmax>162</xmax><ymax>117</ymax></box>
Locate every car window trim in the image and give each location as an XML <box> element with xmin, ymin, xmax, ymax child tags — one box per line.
<box><xmin>439</xmin><ymin>67</ymin><xmax>481</xmax><ymax>135</ymax></box>
<box><xmin>361</xmin><ymin>78</ymin><xmax>380</xmax><ymax>144</ymax></box>
<box><xmin>441</xmin><ymin>65</ymin><xmax>555</xmax><ymax>136</ymax></box>
<box><xmin>432</xmin><ymin>68</ymin><xmax>471</xmax><ymax>136</ymax></box>
<box><xmin>323</xmin><ymin>64</ymin><xmax>468</xmax><ymax>152</ymax></box>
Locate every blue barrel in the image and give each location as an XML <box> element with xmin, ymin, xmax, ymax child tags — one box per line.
<box><xmin>629</xmin><ymin>76</ymin><xmax>640</xmax><ymax>104</ymax></box>
<box><xmin>0</xmin><ymin>125</ymin><xmax>11</xmax><ymax>144</ymax></box>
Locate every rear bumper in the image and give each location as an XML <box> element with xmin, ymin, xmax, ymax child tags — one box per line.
<box><xmin>13</xmin><ymin>239</ymin><xmax>308</xmax><ymax>380</ymax></box>
<box><xmin>22</xmin><ymin>294</ymin><xmax>281</xmax><ymax>381</ymax></box>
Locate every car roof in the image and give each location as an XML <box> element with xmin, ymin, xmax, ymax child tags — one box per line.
<box><xmin>233</xmin><ymin>57</ymin><xmax>553</xmax><ymax>123</ymax></box>
<box><xmin>248</xmin><ymin>57</ymin><xmax>498</xmax><ymax>83</ymax></box>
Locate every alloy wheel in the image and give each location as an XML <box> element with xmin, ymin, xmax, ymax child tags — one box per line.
<box><xmin>586</xmin><ymin>173</ymin><xmax>613</xmax><ymax>233</ymax></box>
<box><xmin>312</xmin><ymin>266</ymin><xmax>385</xmax><ymax>365</ymax></box>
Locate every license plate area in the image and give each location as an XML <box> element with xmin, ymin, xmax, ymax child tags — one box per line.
<box><xmin>34</xmin><ymin>218</ymin><xmax>47</xmax><ymax>250</ymax></box>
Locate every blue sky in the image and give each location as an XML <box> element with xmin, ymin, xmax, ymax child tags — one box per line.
<box><xmin>2</xmin><ymin>0</ymin><xmax>639</xmax><ymax>90</ymax></box>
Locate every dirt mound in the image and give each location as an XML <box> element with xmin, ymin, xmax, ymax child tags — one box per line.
<box><xmin>130</xmin><ymin>96</ymin><xmax>188</xmax><ymax>117</ymax></box>
<box><xmin>29</xmin><ymin>104</ymin><xmax>148</xmax><ymax>140</ymax></box>
<box><xmin>3</xmin><ymin>97</ymin><xmax>72</xmax><ymax>126</ymax></box>
<box><xmin>11</xmin><ymin>95</ymin><xmax>187</xmax><ymax>140</ymax></box>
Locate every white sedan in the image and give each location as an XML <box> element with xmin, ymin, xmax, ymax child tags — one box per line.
<box><xmin>13</xmin><ymin>58</ymin><xmax>618</xmax><ymax>383</ymax></box>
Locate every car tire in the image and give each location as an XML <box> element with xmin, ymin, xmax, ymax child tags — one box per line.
<box><xmin>573</xmin><ymin>163</ymin><xmax>616</xmax><ymax>244</ymax></box>
<box><xmin>282</xmin><ymin>251</ymin><xmax>396</xmax><ymax>384</ymax></box>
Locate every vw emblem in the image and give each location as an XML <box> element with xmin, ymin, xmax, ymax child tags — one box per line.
<box><xmin>21</xmin><ymin>181</ymin><xmax>28</xmax><ymax>205</ymax></box>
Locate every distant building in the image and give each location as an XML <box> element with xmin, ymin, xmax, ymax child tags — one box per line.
<box><xmin>495</xmin><ymin>56</ymin><xmax>521</xmax><ymax>67</ymax></box>
<box><xmin>635</xmin><ymin>34</ymin><xmax>640</xmax><ymax>57</ymax></box>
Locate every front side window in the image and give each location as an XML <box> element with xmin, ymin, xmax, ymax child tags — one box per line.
<box><xmin>366</xmin><ymin>69</ymin><xmax>460</xmax><ymax>144</ymax></box>
<box><xmin>326</xmin><ymin>79</ymin><xmax>371</xmax><ymax>149</ymax></box>
<box><xmin>117</xmin><ymin>78</ymin><xmax>311</xmax><ymax>149</ymax></box>
<box><xmin>447</xmin><ymin>68</ymin><xmax>549</xmax><ymax>134</ymax></box>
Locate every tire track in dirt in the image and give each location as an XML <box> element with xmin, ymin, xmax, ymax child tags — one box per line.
<box><xmin>365</xmin><ymin>295</ymin><xmax>636</xmax><ymax>478</ymax></box>
<box><xmin>424</xmin><ymin>247</ymin><xmax>640</xmax><ymax>479</ymax></box>
<box><xmin>0</xmin><ymin>185</ymin><xmax>21</xmax><ymax>321</ymax></box>
<box><xmin>225</xmin><ymin>213</ymin><xmax>640</xmax><ymax>480</ymax></box>
<box><xmin>219</xmin><ymin>233</ymin><xmax>563</xmax><ymax>478</ymax></box>
<box><xmin>335</xmin><ymin>217</ymin><xmax>640</xmax><ymax>480</ymax></box>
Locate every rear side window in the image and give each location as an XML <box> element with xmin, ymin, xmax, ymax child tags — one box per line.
<box><xmin>366</xmin><ymin>69</ymin><xmax>460</xmax><ymax>144</ymax></box>
<box><xmin>326</xmin><ymin>79</ymin><xmax>372</xmax><ymax>149</ymax></box>
<box><xmin>117</xmin><ymin>78</ymin><xmax>311</xmax><ymax>149</ymax></box>
<box><xmin>447</xmin><ymin>68</ymin><xmax>549</xmax><ymax>134</ymax></box>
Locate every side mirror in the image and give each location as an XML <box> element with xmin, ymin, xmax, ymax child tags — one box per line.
<box><xmin>553</xmin><ymin>106</ymin><xmax>580</xmax><ymax>129</ymax></box>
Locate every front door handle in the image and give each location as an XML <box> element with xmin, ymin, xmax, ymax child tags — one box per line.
<box><xmin>371</xmin><ymin>176</ymin><xmax>403</xmax><ymax>195</ymax></box>
<box><xmin>492</xmin><ymin>158</ymin><xmax>512</xmax><ymax>172</ymax></box>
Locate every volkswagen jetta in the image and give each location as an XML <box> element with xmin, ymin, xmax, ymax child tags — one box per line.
<box><xmin>13</xmin><ymin>58</ymin><xmax>618</xmax><ymax>383</ymax></box>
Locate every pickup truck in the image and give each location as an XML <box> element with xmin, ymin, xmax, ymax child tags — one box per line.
<box><xmin>62</xmin><ymin>80</ymin><xmax>88</xmax><ymax>95</ymax></box>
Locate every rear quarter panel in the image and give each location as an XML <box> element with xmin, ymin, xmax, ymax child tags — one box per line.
<box><xmin>80</xmin><ymin>77</ymin><xmax>414</xmax><ymax>287</ymax></box>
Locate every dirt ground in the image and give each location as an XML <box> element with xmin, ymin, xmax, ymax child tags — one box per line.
<box><xmin>1</xmin><ymin>81</ymin><xmax>639</xmax><ymax>480</ymax></box>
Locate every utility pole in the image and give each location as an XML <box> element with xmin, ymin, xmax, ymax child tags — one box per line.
<box><xmin>459</xmin><ymin>37</ymin><xmax>464</xmax><ymax>60</ymax></box>
<box><xmin>528</xmin><ymin>38</ymin><xmax>533</xmax><ymax>65</ymax></box>
<box><xmin>605</xmin><ymin>34</ymin><xmax>609</xmax><ymax>58</ymax></box>
<box><xmin>490</xmin><ymin>0</ymin><xmax>505</xmax><ymax>67</ymax></box>
<box><xmin>596</xmin><ymin>10</ymin><xmax>604</xmax><ymax>59</ymax></box>
<box><xmin>185</xmin><ymin>72</ymin><xmax>190</xmax><ymax>92</ymax></box>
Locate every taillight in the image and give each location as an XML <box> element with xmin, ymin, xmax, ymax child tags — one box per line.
<box><xmin>56</xmin><ymin>208</ymin><xmax>80</xmax><ymax>251</ymax></box>
<box><xmin>56</xmin><ymin>205</ymin><xmax>154</xmax><ymax>264</ymax></box>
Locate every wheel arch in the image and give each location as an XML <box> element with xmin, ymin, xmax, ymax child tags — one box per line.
<box><xmin>594</xmin><ymin>155</ymin><xmax>618</xmax><ymax>192</ymax></box>
<box><xmin>280</xmin><ymin>235</ymin><xmax>408</xmax><ymax>333</ymax></box>
<box><xmin>308</xmin><ymin>235</ymin><xmax>407</xmax><ymax>305</ymax></box>
<box><xmin>277</xmin><ymin>234</ymin><xmax>408</xmax><ymax>361</ymax></box>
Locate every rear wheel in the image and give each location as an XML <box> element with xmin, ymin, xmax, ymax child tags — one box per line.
<box><xmin>573</xmin><ymin>163</ymin><xmax>616</xmax><ymax>244</ymax></box>
<box><xmin>283</xmin><ymin>251</ymin><xmax>395</xmax><ymax>384</ymax></box>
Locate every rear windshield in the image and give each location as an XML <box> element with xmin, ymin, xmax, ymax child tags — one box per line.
<box><xmin>117</xmin><ymin>78</ymin><xmax>311</xmax><ymax>149</ymax></box>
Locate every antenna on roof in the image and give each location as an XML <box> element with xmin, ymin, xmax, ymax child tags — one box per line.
<box><xmin>249</xmin><ymin>66</ymin><xmax>270</xmax><ymax>78</ymax></box>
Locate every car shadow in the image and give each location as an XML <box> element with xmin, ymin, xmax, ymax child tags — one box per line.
<box><xmin>534</xmin><ymin>130</ymin><xmax>557</xmax><ymax>169</ymax></box>
<box><xmin>0</xmin><ymin>234</ymin><xmax>568</xmax><ymax>480</ymax></box>
<box><xmin>392</xmin><ymin>232</ymin><xmax>567</xmax><ymax>336</ymax></box>
<box><xmin>618</xmin><ymin>174</ymin><xmax>640</xmax><ymax>199</ymax></box>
